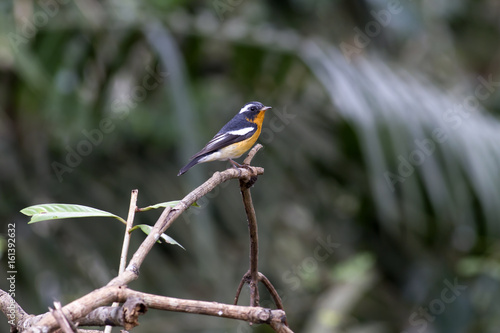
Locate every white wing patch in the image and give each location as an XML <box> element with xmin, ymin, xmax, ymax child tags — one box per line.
<box><xmin>203</xmin><ymin>127</ymin><xmax>254</xmax><ymax>152</ymax></box>
<box><xmin>227</xmin><ymin>127</ymin><xmax>254</xmax><ymax>136</ymax></box>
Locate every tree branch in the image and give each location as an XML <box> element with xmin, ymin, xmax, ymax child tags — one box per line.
<box><xmin>258</xmin><ymin>273</ymin><xmax>286</xmax><ymax>312</ymax></box>
<box><xmin>106</xmin><ymin>164</ymin><xmax>264</xmax><ymax>288</ymax></box>
<box><xmin>0</xmin><ymin>288</ymin><xmax>31</xmax><ymax>332</ymax></box>
<box><xmin>234</xmin><ymin>144</ymin><xmax>263</xmax><ymax>307</ymax></box>
<box><xmin>19</xmin><ymin>287</ymin><xmax>286</xmax><ymax>332</ymax></box>
<box><xmin>234</xmin><ymin>144</ymin><xmax>289</xmax><ymax>325</ymax></box>
<box><xmin>77</xmin><ymin>297</ymin><xmax>146</xmax><ymax>330</ymax></box>
<box><xmin>6</xmin><ymin>146</ymin><xmax>293</xmax><ymax>332</ymax></box>
<box><xmin>239</xmin><ymin>177</ymin><xmax>260</xmax><ymax>307</ymax></box>
<box><xmin>49</xmin><ymin>301</ymin><xmax>76</xmax><ymax>333</ymax></box>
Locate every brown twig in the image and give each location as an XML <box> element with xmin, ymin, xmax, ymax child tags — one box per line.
<box><xmin>234</xmin><ymin>144</ymin><xmax>263</xmax><ymax>306</ymax></box>
<box><xmin>258</xmin><ymin>273</ymin><xmax>285</xmax><ymax>311</ymax></box>
<box><xmin>243</xmin><ymin>144</ymin><xmax>263</xmax><ymax>166</ymax></box>
<box><xmin>270</xmin><ymin>321</ymin><xmax>295</xmax><ymax>333</ymax></box>
<box><xmin>239</xmin><ymin>178</ymin><xmax>260</xmax><ymax>307</ymax></box>
<box><xmin>234</xmin><ymin>144</ymin><xmax>289</xmax><ymax>324</ymax></box>
<box><xmin>259</xmin><ymin>272</ymin><xmax>288</xmax><ymax>326</ymax></box>
<box><xmin>106</xmin><ymin>165</ymin><xmax>264</xmax><ymax>288</ymax></box>
<box><xmin>49</xmin><ymin>301</ymin><xmax>76</xmax><ymax>333</ymax></box>
<box><xmin>233</xmin><ymin>275</ymin><xmax>247</xmax><ymax>305</ymax></box>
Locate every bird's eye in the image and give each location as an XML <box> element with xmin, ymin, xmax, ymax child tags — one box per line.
<box><xmin>250</xmin><ymin>106</ymin><xmax>257</xmax><ymax>111</ymax></box>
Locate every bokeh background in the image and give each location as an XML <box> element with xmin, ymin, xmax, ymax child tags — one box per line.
<box><xmin>1</xmin><ymin>0</ymin><xmax>500</xmax><ymax>332</ymax></box>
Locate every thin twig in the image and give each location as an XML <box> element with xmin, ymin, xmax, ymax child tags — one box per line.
<box><xmin>49</xmin><ymin>301</ymin><xmax>76</xmax><ymax>333</ymax></box>
<box><xmin>105</xmin><ymin>190</ymin><xmax>139</xmax><ymax>333</ymax></box>
<box><xmin>118</xmin><ymin>190</ymin><xmax>139</xmax><ymax>283</ymax></box>
<box><xmin>270</xmin><ymin>321</ymin><xmax>295</xmax><ymax>333</ymax></box>
<box><xmin>258</xmin><ymin>273</ymin><xmax>285</xmax><ymax>311</ymax></box>
<box><xmin>259</xmin><ymin>272</ymin><xmax>288</xmax><ymax>326</ymax></box>
<box><xmin>233</xmin><ymin>274</ymin><xmax>247</xmax><ymax>305</ymax></box>
<box><xmin>239</xmin><ymin>179</ymin><xmax>260</xmax><ymax>307</ymax></box>
<box><xmin>243</xmin><ymin>144</ymin><xmax>263</xmax><ymax>165</ymax></box>
<box><xmin>233</xmin><ymin>271</ymin><xmax>250</xmax><ymax>305</ymax></box>
<box><xmin>236</xmin><ymin>144</ymin><xmax>288</xmax><ymax>325</ymax></box>
<box><xmin>236</xmin><ymin>144</ymin><xmax>263</xmax><ymax>307</ymax></box>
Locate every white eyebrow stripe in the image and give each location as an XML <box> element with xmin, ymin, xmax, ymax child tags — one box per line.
<box><xmin>239</xmin><ymin>105</ymin><xmax>253</xmax><ymax>113</ymax></box>
<box><xmin>226</xmin><ymin>127</ymin><xmax>254</xmax><ymax>136</ymax></box>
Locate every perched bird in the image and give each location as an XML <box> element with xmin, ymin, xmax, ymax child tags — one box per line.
<box><xmin>178</xmin><ymin>101</ymin><xmax>272</xmax><ymax>176</ymax></box>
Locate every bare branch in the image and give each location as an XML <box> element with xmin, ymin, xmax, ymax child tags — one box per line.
<box><xmin>118</xmin><ymin>190</ymin><xmax>139</xmax><ymax>281</ymax></box>
<box><xmin>7</xmin><ymin>146</ymin><xmax>294</xmax><ymax>332</ymax></box>
<box><xmin>49</xmin><ymin>302</ymin><xmax>76</xmax><ymax>333</ymax></box>
<box><xmin>107</xmin><ymin>164</ymin><xmax>264</xmax><ymax>287</ymax></box>
<box><xmin>243</xmin><ymin>144</ymin><xmax>263</xmax><ymax>165</ymax></box>
<box><xmin>0</xmin><ymin>288</ymin><xmax>32</xmax><ymax>331</ymax></box>
<box><xmin>270</xmin><ymin>321</ymin><xmax>295</xmax><ymax>333</ymax></box>
<box><xmin>77</xmin><ymin>297</ymin><xmax>146</xmax><ymax>331</ymax></box>
<box><xmin>233</xmin><ymin>273</ymin><xmax>247</xmax><ymax>305</ymax></box>
<box><xmin>235</xmin><ymin>144</ymin><xmax>289</xmax><ymax>325</ymax></box>
<box><xmin>77</xmin><ymin>306</ymin><xmax>123</xmax><ymax>327</ymax></box>
<box><xmin>121</xmin><ymin>297</ymin><xmax>146</xmax><ymax>330</ymax></box>
<box><xmin>258</xmin><ymin>273</ymin><xmax>286</xmax><ymax>311</ymax></box>
<box><xmin>239</xmin><ymin>178</ymin><xmax>260</xmax><ymax>306</ymax></box>
<box><xmin>21</xmin><ymin>287</ymin><xmax>287</xmax><ymax>332</ymax></box>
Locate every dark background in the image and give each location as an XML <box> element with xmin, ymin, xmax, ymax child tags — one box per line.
<box><xmin>1</xmin><ymin>0</ymin><xmax>500</xmax><ymax>332</ymax></box>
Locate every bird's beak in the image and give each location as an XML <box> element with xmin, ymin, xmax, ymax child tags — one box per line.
<box><xmin>261</xmin><ymin>106</ymin><xmax>272</xmax><ymax>111</ymax></box>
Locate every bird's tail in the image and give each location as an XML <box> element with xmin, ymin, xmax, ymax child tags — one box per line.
<box><xmin>177</xmin><ymin>157</ymin><xmax>202</xmax><ymax>176</ymax></box>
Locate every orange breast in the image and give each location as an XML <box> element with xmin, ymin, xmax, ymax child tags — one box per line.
<box><xmin>217</xmin><ymin>110</ymin><xmax>266</xmax><ymax>160</ymax></box>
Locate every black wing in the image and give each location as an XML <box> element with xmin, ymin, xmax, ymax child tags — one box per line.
<box><xmin>190</xmin><ymin>125</ymin><xmax>256</xmax><ymax>160</ymax></box>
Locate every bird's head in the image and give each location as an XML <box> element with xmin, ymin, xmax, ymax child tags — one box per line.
<box><xmin>239</xmin><ymin>101</ymin><xmax>272</xmax><ymax>115</ymax></box>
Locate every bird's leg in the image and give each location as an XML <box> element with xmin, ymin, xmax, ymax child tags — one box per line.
<box><xmin>230</xmin><ymin>159</ymin><xmax>253</xmax><ymax>170</ymax></box>
<box><xmin>229</xmin><ymin>159</ymin><xmax>243</xmax><ymax>168</ymax></box>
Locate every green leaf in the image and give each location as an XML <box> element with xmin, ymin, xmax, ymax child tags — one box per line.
<box><xmin>130</xmin><ymin>224</ymin><xmax>185</xmax><ymax>250</ymax></box>
<box><xmin>138</xmin><ymin>200</ymin><xmax>199</xmax><ymax>212</ymax></box>
<box><xmin>21</xmin><ymin>204</ymin><xmax>126</xmax><ymax>224</ymax></box>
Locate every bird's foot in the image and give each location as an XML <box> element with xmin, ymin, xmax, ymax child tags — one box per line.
<box><xmin>230</xmin><ymin>159</ymin><xmax>252</xmax><ymax>170</ymax></box>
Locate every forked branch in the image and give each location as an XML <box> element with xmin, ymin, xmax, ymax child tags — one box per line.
<box><xmin>6</xmin><ymin>145</ymin><xmax>292</xmax><ymax>333</ymax></box>
<box><xmin>234</xmin><ymin>145</ymin><xmax>287</xmax><ymax>325</ymax></box>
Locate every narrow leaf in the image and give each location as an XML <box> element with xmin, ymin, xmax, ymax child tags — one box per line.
<box><xmin>21</xmin><ymin>204</ymin><xmax>125</xmax><ymax>224</ymax></box>
<box><xmin>130</xmin><ymin>224</ymin><xmax>185</xmax><ymax>250</ymax></box>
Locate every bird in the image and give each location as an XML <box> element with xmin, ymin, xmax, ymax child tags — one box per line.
<box><xmin>178</xmin><ymin>101</ymin><xmax>272</xmax><ymax>176</ymax></box>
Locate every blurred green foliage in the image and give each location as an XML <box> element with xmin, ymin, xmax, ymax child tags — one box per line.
<box><xmin>1</xmin><ymin>0</ymin><xmax>500</xmax><ymax>332</ymax></box>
